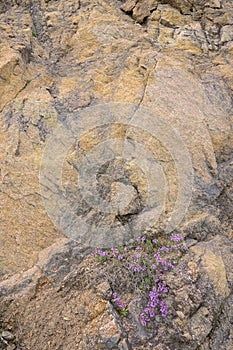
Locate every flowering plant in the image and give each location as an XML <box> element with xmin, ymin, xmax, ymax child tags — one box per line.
<box><xmin>92</xmin><ymin>233</ymin><xmax>186</xmax><ymax>326</ymax></box>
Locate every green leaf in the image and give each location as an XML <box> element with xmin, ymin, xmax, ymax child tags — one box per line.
<box><xmin>139</xmin><ymin>282</ymin><xmax>146</xmax><ymax>290</ymax></box>
<box><xmin>120</xmin><ymin>309</ymin><xmax>128</xmax><ymax>316</ymax></box>
<box><xmin>96</xmin><ymin>255</ymin><xmax>107</xmax><ymax>262</ymax></box>
<box><xmin>145</xmin><ymin>277</ymin><xmax>151</xmax><ymax>285</ymax></box>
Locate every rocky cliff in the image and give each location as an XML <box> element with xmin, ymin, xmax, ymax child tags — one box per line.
<box><xmin>0</xmin><ymin>0</ymin><xmax>232</xmax><ymax>349</ymax></box>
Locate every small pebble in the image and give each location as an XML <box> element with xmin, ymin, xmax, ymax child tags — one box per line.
<box><xmin>7</xmin><ymin>344</ymin><xmax>16</xmax><ymax>350</ymax></box>
<box><xmin>118</xmin><ymin>338</ymin><xmax>129</xmax><ymax>350</ymax></box>
<box><xmin>2</xmin><ymin>330</ymin><xmax>15</xmax><ymax>341</ymax></box>
<box><xmin>176</xmin><ymin>310</ymin><xmax>185</xmax><ymax>319</ymax></box>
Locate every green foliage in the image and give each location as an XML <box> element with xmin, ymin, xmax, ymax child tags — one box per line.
<box><xmin>120</xmin><ymin>309</ymin><xmax>128</xmax><ymax>316</ymax></box>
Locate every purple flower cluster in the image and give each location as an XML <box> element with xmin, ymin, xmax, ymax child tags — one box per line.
<box><xmin>93</xmin><ymin>247</ymin><xmax>125</xmax><ymax>262</ymax></box>
<box><xmin>158</xmin><ymin>246</ymin><xmax>169</xmax><ymax>253</ymax></box>
<box><xmin>129</xmin><ymin>252</ymin><xmax>147</xmax><ymax>272</ymax></box>
<box><xmin>92</xmin><ymin>233</ymin><xmax>187</xmax><ymax>326</ymax></box>
<box><xmin>153</xmin><ymin>252</ymin><xmax>174</xmax><ymax>271</ymax></box>
<box><xmin>113</xmin><ymin>292</ymin><xmax>126</xmax><ymax>309</ymax></box>
<box><xmin>111</xmin><ymin>247</ymin><xmax>124</xmax><ymax>260</ymax></box>
<box><xmin>111</xmin><ymin>247</ymin><xmax>118</xmax><ymax>255</ymax></box>
<box><xmin>129</xmin><ymin>262</ymin><xmax>147</xmax><ymax>272</ymax></box>
<box><xmin>137</xmin><ymin>236</ymin><xmax>146</xmax><ymax>243</ymax></box>
<box><xmin>141</xmin><ymin>281</ymin><xmax>169</xmax><ymax>326</ymax></box>
<box><xmin>92</xmin><ymin>249</ymin><xmax>109</xmax><ymax>261</ymax></box>
<box><xmin>171</xmin><ymin>234</ymin><xmax>184</xmax><ymax>242</ymax></box>
<box><xmin>96</xmin><ymin>249</ymin><xmax>108</xmax><ymax>257</ymax></box>
<box><xmin>160</xmin><ymin>300</ymin><xmax>168</xmax><ymax>318</ymax></box>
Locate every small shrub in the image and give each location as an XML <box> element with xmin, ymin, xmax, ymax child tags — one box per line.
<box><xmin>92</xmin><ymin>233</ymin><xmax>187</xmax><ymax>326</ymax></box>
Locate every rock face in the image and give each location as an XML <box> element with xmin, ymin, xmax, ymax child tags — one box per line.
<box><xmin>0</xmin><ymin>0</ymin><xmax>232</xmax><ymax>349</ymax></box>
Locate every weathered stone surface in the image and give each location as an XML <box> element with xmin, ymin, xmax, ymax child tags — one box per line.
<box><xmin>1</xmin><ymin>234</ymin><xmax>231</xmax><ymax>349</ymax></box>
<box><xmin>0</xmin><ymin>0</ymin><xmax>232</xmax><ymax>349</ymax></box>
